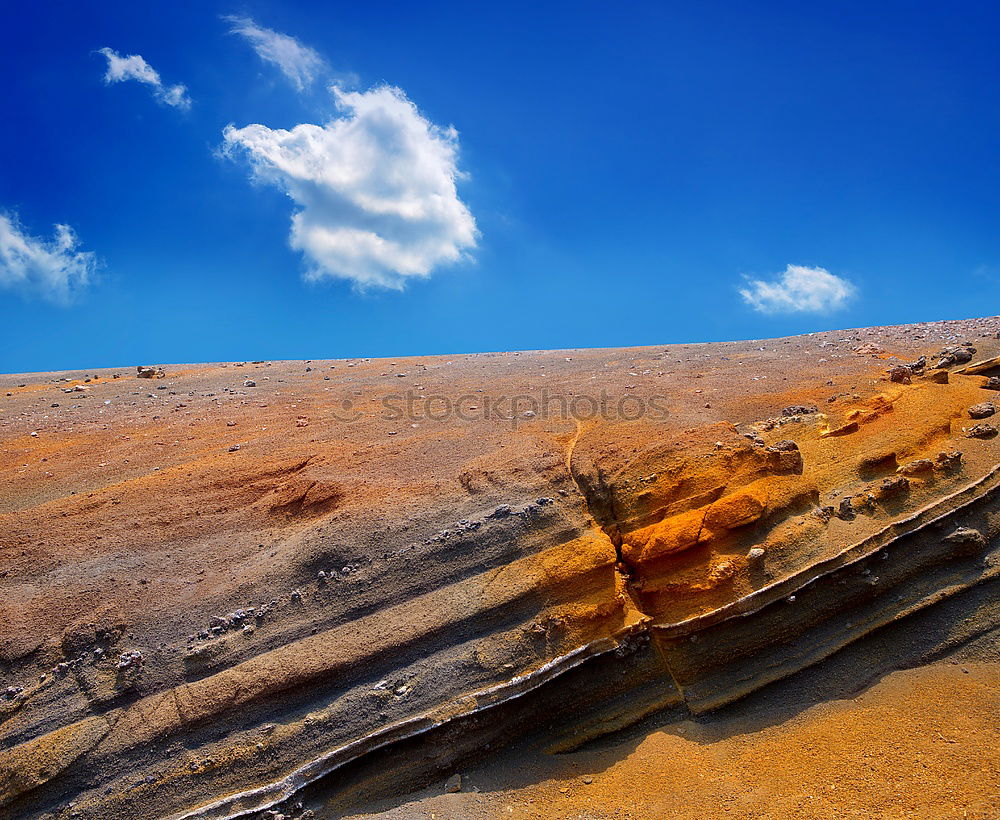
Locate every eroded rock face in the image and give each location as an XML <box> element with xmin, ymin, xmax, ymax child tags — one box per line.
<box><xmin>1</xmin><ymin>316</ymin><xmax>999</xmax><ymax>819</ymax></box>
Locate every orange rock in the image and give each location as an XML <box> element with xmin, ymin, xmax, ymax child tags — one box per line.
<box><xmin>622</xmin><ymin>507</ymin><xmax>706</xmax><ymax>565</ymax></box>
<box><xmin>703</xmin><ymin>487</ymin><xmax>767</xmax><ymax>530</ymax></box>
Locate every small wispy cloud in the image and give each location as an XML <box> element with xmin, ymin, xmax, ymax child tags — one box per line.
<box><xmin>224</xmin><ymin>15</ymin><xmax>327</xmax><ymax>91</ymax></box>
<box><xmin>98</xmin><ymin>47</ymin><xmax>191</xmax><ymax>109</ymax></box>
<box><xmin>739</xmin><ymin>264</ymin><xmax>856</xmax><ymax>314</ymax></box>
<box><xmin>223</xmin><ymin>85</ymin><xmax>477</xmax><ymax>289</ymax></box>
<box><xmin>0</xmin><ymin>213</ymin><xmax>98</xmax><ymax>303</ymax></box>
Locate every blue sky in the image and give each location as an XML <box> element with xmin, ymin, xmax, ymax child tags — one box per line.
<box><xmin>1</xmin><ymin>1</ymin><xmax>998</xmax><ymax>373</ymax></box>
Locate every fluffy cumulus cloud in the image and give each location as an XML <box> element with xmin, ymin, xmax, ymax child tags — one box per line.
<box><xmin>0</xmin><ymin>213</ymin><xmax>98</xmax><ymax>303</ymax></box>
<box><xmin>224</xmin><ymin>16</ymin><xmax>327</xmax><ymax>91</ymax></box>
<box><xmin>739</xmin><ymin>264</ymin><xmax>856</xmax><ymax>314</ymax></box>
<box><xmin>223</xmin><ymin>85</ymin><xmax>478</xmax><ymax>289</ymax></box>
<box><xmin>98</xmin><ymin>47</ymin><xmax>191</xmax><ymax>109</ymax></box>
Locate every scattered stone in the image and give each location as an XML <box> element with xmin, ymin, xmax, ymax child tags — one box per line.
<box><xmin>136</xmin><ymin>366</ymin><xmax>164</xmax><ymax>379</ymax></box>
<box><xmin>290</xmin><ymin>589</ymin><xmax>303</xmax><ymax>602</ymax></box>
<box><xmin>876</xmin><ymin>475</ymin><xmax>909</xmax><ymax>498</ymax></box>
<box><xmin>984</xmin><ymin>377</ymin><xmax>1000</xmax><ymax>391</ymax></box>
<box><xmin>889</xmin><ymin>366</ymin><xmax>911</xmax><ymax>384</ymax></box>
<box><xmin>769</xmin><ymin>439</ymin><xmax>798</xmax><ymax>451</ymax></box>
<box><xmin>968</xmin><ymin>402</ymin><xmax>996</xmax><ymax>419</ymax></box>
<box><xmin>767</xmin><ymin>439</ymin><xmax>803</xmax><ymax>471</ymax></box>
<box><xmin>748</xmin><ymin>547</ymin><xmax>765</xmax><ymax>561</ymax></box>
<box><xmin>812</xmin><ymin>505</ymin><xmax>835</xmax><ymax>522</ymax></box>
<box><xmin>781</xmin><ymin>405</ymin><xmax>818</xmax><ymax>417</ymax></box>
<box><xmin>945</xmin><ymin>527</ymin><xmax>987</xmax><ymax>556</ymax></box>
<box><xmin>488</xmin><ymin>504</ymin><xmax>513</xmax><ymax>519</ymax></box>
<box><xmin>117</xmin><ymin>650</ymin><xmax>143</xmax><ymax>671</ymax></box>
<box><xmin>935</xmin><ymin>451</ymin><xmax>963</xmax><ymax>471</ymax></box>
<box><xmin>934</xmin><ymin>344</ymin><xmax>976</xmax><ymax>368</ymax></box>
<box><xmin>228</xmin><ymin>444</ymin><xmax>241</xmax><ymax>453</ymax></box>
<box><xmin>837</xmin><ymin>497</ymin><xmax>856</xmax><ymax>520</ymax></box>
<box><xmin>295</xmin><ymin>417</ymin><xmax>309</xmax><ymax>427</ymax></box>
<box><xmin>966</xmin><ymin>423</ymin><xmax>998</xmax><ymax>439</ymax></box>
<box><xmin>243</xmin><ymin>380</ymin><xmax>256</xmax><ymax>388</ymax></box>
<box><xmin>897</xmin><ymin>459</ymin><xmax>934</xmax><ymax>476</ymax></box>
<box><xmin>853</xmin><ymin>343</ymin><xmax>884</xmax><ymax>355</ymax></box>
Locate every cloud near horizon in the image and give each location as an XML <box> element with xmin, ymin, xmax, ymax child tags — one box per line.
<box><xmin>739</xmin><ymin>264</ymin><xmax>856</xmax><ymax>314</ymax></box>
<box><xmin>98</xmin><ymin>47</ymin><xmax>191</xmax><ymax>109</ymax></box>
<box><xmin>224</xmin><ymin>16</ymin><xmax>327</xmax><ymax>91</ymax></box>
<box><xmin>223</xmin><ymin>84</ymin><xmax>478</xmax><ymax>289</ymax></box>
<box><xmin>0</xmin><ymin>213</ymin><xmax>98</xmax><ymax>303</ymax></box>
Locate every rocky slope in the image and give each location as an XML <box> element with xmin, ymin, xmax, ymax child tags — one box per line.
<box><xmin>1</xmin><ymin>316</ymin><xmax>999</xmax><ymax>819</ymax></box>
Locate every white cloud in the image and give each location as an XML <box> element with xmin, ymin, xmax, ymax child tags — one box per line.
<box><xmin>0</xmin><ymin>213</ymin><xmax>98</xmax><ymax>303</ymax></box>
<box><xmin>98</xmin><ymin>47</ymin><xmax>191</xmax><ymax>109</ymax></box>
<box><xmin>223</xmin><ymin>85</ymin><xmax>478</xmax><ymax>289</ymax></box>
<box><xmin>739</xmin><ymin>264</ymin><xmax>856</xmax><ymax>314</ymax></box>
<box><xmin>224</xmin><ymin>16</ymin><xmax>327</xmax><ymax>91</ymax></box>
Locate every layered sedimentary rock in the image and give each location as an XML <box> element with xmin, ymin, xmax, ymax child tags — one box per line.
<box><xmin>1</xmin><ymin>317</ymin><xmax>999</xmax><ymax>819</ymax></box>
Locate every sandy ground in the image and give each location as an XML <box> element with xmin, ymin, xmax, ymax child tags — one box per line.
<box><xmin>365</xmin><ymin>656</ymin><xmax>1000</xmax><ymax>820</ymax></box>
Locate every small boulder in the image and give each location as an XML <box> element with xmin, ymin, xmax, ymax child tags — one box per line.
<box><xmin>889</xmin><ymin>366</ymin><xmax>911</xmax><ymax>384</ymax></box>
<box><xmin>769</xmin><ymin>439</ymin><xmax>799</xmax><ymax>451</ymax></box>
<box><xmin>984</xmin><ymin>376</ymin><xmax>1000</xmax><ymax>391</ymax></box>
<box><xmin>897</xmin><ymin>459</ymin><xmax>934</xmax><ymax>476</ymax></box>
<box><xmin>837</xmin><ymin>497</ymin><xmax>856</xmax><ymax>520</ymax></box>
<box><xmin>967</xmin><ymin>423</ymin><xmax>998</xmax><ymax>439</ymax></box>
<box><xmin>854</xmin><ymin>343</ymin><xmax>884</xmax><ymax>355</ymax></box>
<box><xmin>876</xmin><ymin>475</ymin><xmax>909</xmax><ymax>499</ymax></box>
<box><xmin>935</xmin><ymin>451</ymin><xmax>963</xmax><ymax>471</ymax></box>
<box><xmin>444</xmin><ymin>773</ymin><xmax>462</xmax><ymax>793</ymax></box>
<box><xmin>944</xmin><ymin>527</ymin><xmax>987</xmax><ymax>557</ymax></box>
<box><xmin>968</xmin><ymin>402</ymin><xmax>996</xmax><ymax>419</ymax></box>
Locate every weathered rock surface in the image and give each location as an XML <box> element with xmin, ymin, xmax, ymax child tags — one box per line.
<box><xmin>1</xmin><ymin>316</ymin><xmax>1000</xmax><ymax>819</ymax></box>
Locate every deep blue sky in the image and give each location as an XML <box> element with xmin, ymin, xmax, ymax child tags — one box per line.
<box><xmin>2</xmin><ymin>0</ymin><xmax>998</xmax><ymax>373</ymax></box>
